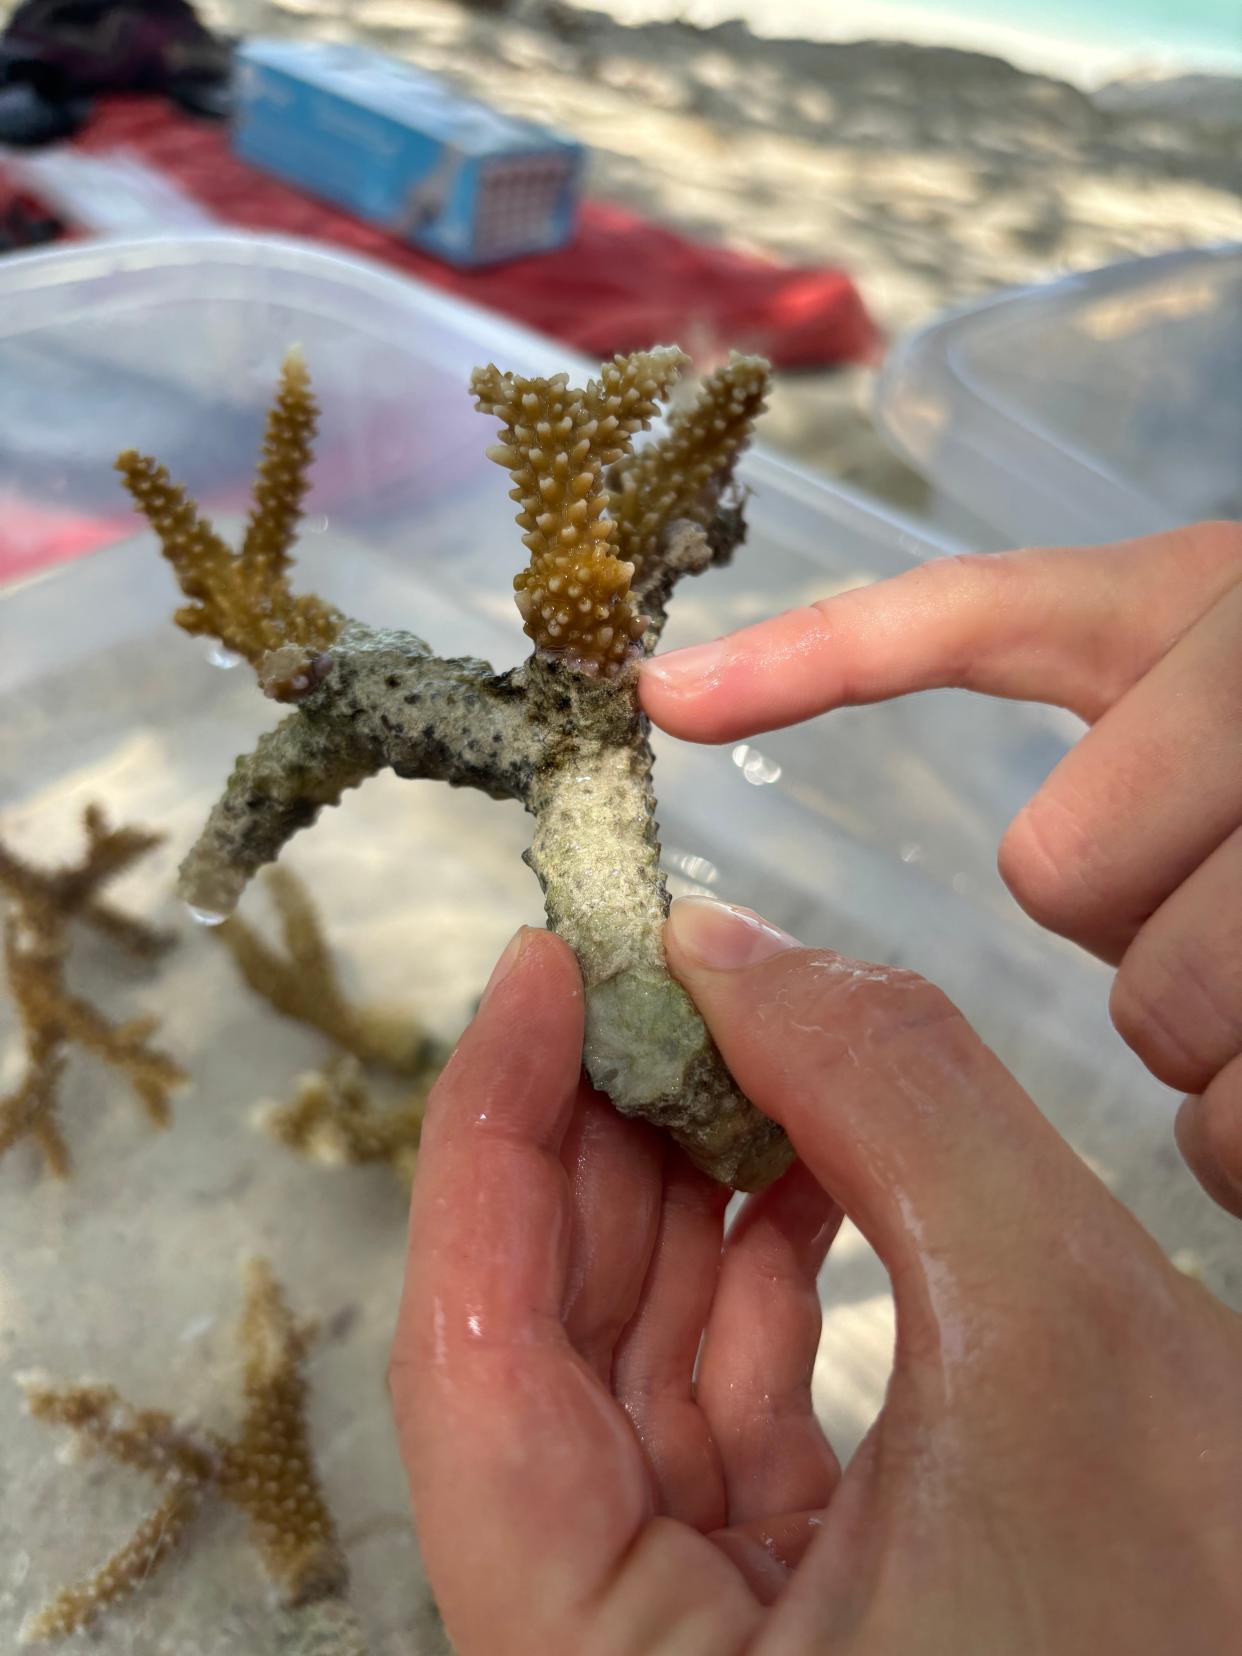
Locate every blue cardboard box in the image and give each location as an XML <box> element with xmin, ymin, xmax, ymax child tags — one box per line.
<box><xmin>233</xmin><ymin>40</ymin><xmax>583</xmax><ymax>266</ymax></box>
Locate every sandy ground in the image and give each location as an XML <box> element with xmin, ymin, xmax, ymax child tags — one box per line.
<box><xmin>202</xmin><ymin>0</ymin><xmax>1242</xmax><ymax>515</ymax></box>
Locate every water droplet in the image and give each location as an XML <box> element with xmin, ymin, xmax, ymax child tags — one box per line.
<box><xmin>950</xmin><ymin>873</ymin><xmax>971</xmax><ymax>895</ymax></box>
<box><xmin>187</xmin><ymin>903</ymin><xmax>229</xmax><ymax>927</ymax></box>
<box><xmin>207</xmin><ymin>642</ymin><xmax>243</xmax><ymax>670</ymax></box>
<box><xmin>668</xmin><ymin>849</ymin><xmax>720</xmax><ymax>885</ymax></box>
<box><xmin>731</xmin><ymin>743</ymin><xmax>782</xmax><ymax>786</ymax></box>
<box><xmin>304</xmin><ymin>515</ymin><xmax>330</xmax><ymax>535</ymax></box>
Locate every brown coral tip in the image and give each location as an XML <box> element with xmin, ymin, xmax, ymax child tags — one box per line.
<box><xmin>115</xmin><ymin>350</ymin><xmax>342</xmax><ymax>699</ymax></box>
<box><xmin>609</xmin><ymin>351</ymin><xmax>771</xmax><ymax>582</ymax></box>
<box><xmin>473</xmin><ymin>348</ymin><xmax>687</xmax><ymax>676</ymax></box>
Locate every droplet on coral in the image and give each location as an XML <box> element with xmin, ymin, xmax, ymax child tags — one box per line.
<box><xmin>186</xmin><ymin>903</ymin><xmax>230</xmax><ymax>927</ymax></box>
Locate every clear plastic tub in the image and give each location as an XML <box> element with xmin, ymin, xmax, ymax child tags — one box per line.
<box><xmin>874</xmin><ymin>243</ymin><xmax>1242</xmax><ymax>547</ymax></box>
<box><xmin>1</xmin><ymin>234</ymin><xmax>1236</xmax><ymax>1654</ymax></box>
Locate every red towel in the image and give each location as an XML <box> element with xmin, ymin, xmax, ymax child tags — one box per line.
<box><xmin>1</xmin><ymin>97</ymin><xmax>877</xmax><ymax>581</ymax></box>
<box><xmin>69</xmin><ymin>97</ymin><xmax>878</xmax><ymax>372</ymax></box>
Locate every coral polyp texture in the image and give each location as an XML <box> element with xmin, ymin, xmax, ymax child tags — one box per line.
<box><xmin>120</xmin><ymin>347</ymin><xmax>792</xmax><ymax>1191</ymax></box>
<box><xmin>17</xmin><ymin>1261</ymin><xmax>352</xmax><ymax>1647</ymax></box>
<box><xmin>116</xmin><ymin>348</ymin><xmax>343</xmax><ymax>698</ymax></box>
<box><xmin>472</xmin><ymin>348</ymin><xmax>685</xmax><ymax>672</ymax></box>
<box><xmin>0</xmin><ymin>805</ymin><xmax>183</xmax><ymax>1178</ymax></box>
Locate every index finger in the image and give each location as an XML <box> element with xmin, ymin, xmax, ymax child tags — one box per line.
<box><xmin>639</xmin><ymin>525</ymin><xmax>1242</xmax><ymax>742</ymax></box>
<box><xmin>390</xmin><ymin>928</ymin><xmax>655</xmax><ymax>1649</ymax></box>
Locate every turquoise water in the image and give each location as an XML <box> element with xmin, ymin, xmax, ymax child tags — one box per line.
<box><xmin>905</xmin><ymin>0</ymin><xmax>1242</xmax><ymax>68</ymax></box>
<box><xmin>610</xmin><ymin>0</ymin><xmax>1242</xmax><ymax>75</ymax></box>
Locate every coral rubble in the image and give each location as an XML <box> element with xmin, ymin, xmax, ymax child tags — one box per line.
<box><xmin>18</xmin><ymin>1261</ymin><xmax>350</xmax><ymax>1646</ymax></box>
<box><xmin>119</xmin><ymin>349</ymin><xmax>791</xmax><ymax>1191</ymax></box>
<box><xmin>0</xmin><ymin>806</ymin><xmax>182</xmax><ymax>1177</ymax></box>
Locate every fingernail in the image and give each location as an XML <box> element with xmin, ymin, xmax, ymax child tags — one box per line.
<box><xmin>479</xmin><ymin>928</ymin><xmax>526</xmax><ymax>1009</ymax></box>
<box><xmin>642</xmin><ymin>637</ymin><xmax>727</xmax><ymax>690</ymax></box>
<box><xmin>667</xmin><ymin>896</ymin><xmax>800</xmax><ymax>971</ymax></box>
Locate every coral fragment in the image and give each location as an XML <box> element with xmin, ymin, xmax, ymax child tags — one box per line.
<box><xmin>611</xmin><ymin>351</ymin><xmax>771</xmax><ymax>585</ymax></box>
<box><xmin>473</xmin><ymin>348</ymin><xmax>687</xmax><ymax>674</ymax></box>
<box><xmin>0</xmin><ymin>806</ymin><xmax>182</xmax><ymax>1178</ymax></box>
<box><xmin>116</xmin><ymin>349</ymin><xmax>342</xmax><ymax>698</ymax></box>
<box><xmin>130</xmin><ymin>349</ymin><xmax>792</xmax><ymax>1190</ymax></box>
<box><xmin>18</xmin><ymin>1262</ymin><xmax>347</xmax><ymax>1644</ymax></box>
<box><xmin>219</xmin><ymin>866</ymin><xmax>428</xmax><ymax>1073</ymax></box>
<box><xmin>258</xmin><ymin>1058</ymin><xmax>426</xmax><ymax>1186</ymax></box>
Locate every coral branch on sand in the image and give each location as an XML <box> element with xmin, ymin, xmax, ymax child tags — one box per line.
<box><xmin>257</xmin><ymin>1058</ymin><xmax>427</xmax><ymax>1186</ymax></box>
<box><xmin>0</xmin><ymin>806</ymin><xmax>182</xmax><ymax>1178</ymax></box>
<box><xmin>121</xmin><ymin>349</ymin><xmax>792</xmax><ymax>1191</ymax></box>
<box><xmin>218</xmin><ymin>867</ymin><xmax>439</xmax><ymax>1183</ymax></box>
<box><xmin>18</xmin><ymin>1261</ymin><xmax>354</xmax><ymax>1647</ymax></box>
<box><xmin>220</xmin><ymin>867</ymin><xmax>429</xmax><ymax>1074</ymax></box>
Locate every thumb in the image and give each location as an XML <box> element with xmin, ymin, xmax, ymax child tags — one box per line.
<box><xmin>665</xmin><ymin>897</ymin><xmax>1091</xmax><ymax>1293</ymax></box>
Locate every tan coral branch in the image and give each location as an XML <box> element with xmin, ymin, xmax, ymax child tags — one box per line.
<box><xmin>115</xmin><ymin>350</ymin><xmax>342</xmax><ymax>697</ymax></box>
<box><xmin>611</xmin><ymin>352</ymin><xmax>771</xmax><ymax>584</ymax></box>
<box><xmin>242</xmin><ymin>345</ymin><xmax>319</xmax><ymax>579</ymax></box>
<box><xmin>0</xmin><ymin>805</ymin><xmax>171</xmax><ymax>959</ymax></box>
<box><xmin>0</xmin><ymin>807</ymin><xmax>181</xmax><ymax>1178</ymax></box>
<box><xmin>257</xmin><ymin>1059</ymin><xmax>426</xmax><ymax>1186</ymax></box>
<box><xmin>18</xmin><ymin>1483</ymin><xmax>207</xmax><ymax>1646</ymax></box>
<box><xmin>6</xmin><ymin>924</ymin><xmax>183</xmax><ymax>1133</ymax></box>
<box><xmin>216</xmin><ymin>1259</ymin><xmax>348</xmax><ymax>1605</ymax></box>
<box><xmin>219</xmin><ymin>866</ymin><xmax>427</xmax><ymax>1073</ymax></box>
<box><xmin>18</xmin><ymin>1263</ymin><xmax>348</xmax><ymax>1645</ymax></box>
<box><xmin>472</xmin><ymin>347</ymin><xmax>685</xmax><ymax>675</ymax></box>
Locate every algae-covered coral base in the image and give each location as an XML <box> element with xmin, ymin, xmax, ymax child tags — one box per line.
<box><xmin>118</xmin><ymin>347</ymin><xmax>793</xmax><ymax>1192</ymax></box>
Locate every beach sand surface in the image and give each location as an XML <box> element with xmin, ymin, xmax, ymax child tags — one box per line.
<box><xmin>203</xmin><ymin>0</ymin><xmax>1242</xmax><ymax>518</ymax></box>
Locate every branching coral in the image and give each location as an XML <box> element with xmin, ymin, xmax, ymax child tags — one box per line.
<box><xmin>258</xmin><ymin>1058</ymin><xmax>426</xmax><ymax>1186</ymax></box>
<box><xmin>116</xmin><ymin>348</ymin><xmax>342</xmax><ymax>698</ymax></box>
<box><xmin>120</xmin><ymin>349</ymin><xmax>791</xmax><ymax>1191</ymax></box>
<box><xmin>218</xmin><ymin>867</ymin><xmax>439</xmax><ymax>1182</ymax></box>
<box><xmin>18</xmin><ymin>1260</ymin><xmax>351</xmax><ymax>1646</ymax></box>
<box><xmin>0</xmin><ymin>806</ymin><xmax>183</xmax><ymax>1177</ymax></box>
<box><xmin>472</xmin><ymin>348</ymin><xmax>686</xmax><ymax>672</ymax></box>
<box><xmin>219</xmin><ymin>866</ymin><xmax>430</xmax><ymax>1074</ymax></box>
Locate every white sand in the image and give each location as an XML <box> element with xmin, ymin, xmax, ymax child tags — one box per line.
<box><xmin>204</xmin><ymin>0</ymin><xmax>1242</xmax><ymax>514</ymax></box>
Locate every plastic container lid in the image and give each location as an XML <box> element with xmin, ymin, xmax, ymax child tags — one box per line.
<box><xmin>1</xmin><ymin>233</ymin><xmax>1235</xmax><ymax>1652</ymax></box>
<box><xmin>874</xmin><ymin>243</ymin><xmax>1242</xmax><ymax>547</ymax></box>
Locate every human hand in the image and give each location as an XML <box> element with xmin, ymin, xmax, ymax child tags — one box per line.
<box><xmin>640</xmin><ymin>523</ymin><xmax>1242</xmax><ymax>1215</ymax></box>
<box><xmin>391</xmin><ymin>909</ymin><xmax>1242</xmax><ymax>1656</ymax></box>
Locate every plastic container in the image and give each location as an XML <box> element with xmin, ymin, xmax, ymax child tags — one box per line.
<box><xmin>1</xmin><ymin>234</ymin><xmax>1236</xmax><ymax>1654</ymax></box>
<box><xmin>875</xmin><ymin>243</ymin><xmax>1242</xmax><ymax>547</ymax></box>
